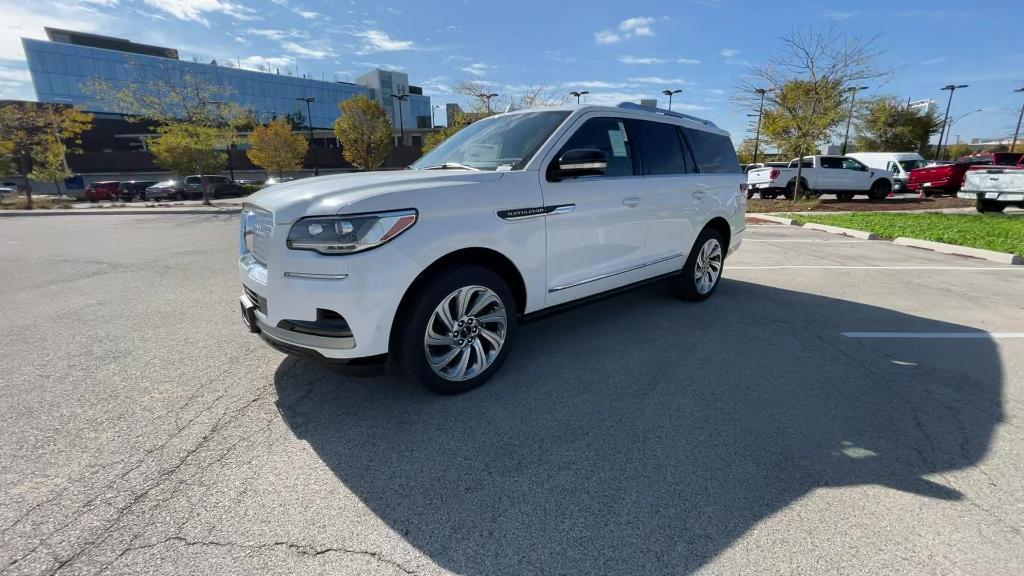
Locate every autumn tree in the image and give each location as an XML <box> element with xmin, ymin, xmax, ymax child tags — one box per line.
<box><xmin>0</xmin><ymin>103</ymin><xmax>93</xmax><ymax>209</ymax></box>
<box><xmin>335</xmin><ymin>95</ymin><xmax>392</xmax><ymax>170</ymax></box>
<box><xmin>28</xmin><ymin>136</ymin><xmax>73</xmax><ymax>198</ymax></box>
<box><xmin>738</xmin><ymin>26</ymin><xmax>886</xmax><ymax>199</ymax></box>
<box><xmin>855</xmin><ymin>97</ymin><xmax>942</xmax><ymax>154</ymax></box>
<box><xmin>247</xmin><ymin>118</ymin><xmax>308</xmax><ymax>177</ymax></box>
<box><xmin>148</xmin><ymin>123</ymin><xmax>229</xmax><ymax>182</ymax></box>
<box><xmin>735</xmin><ymin>138</ymin><xmax>759</xmax><ymax>164</ymax></box>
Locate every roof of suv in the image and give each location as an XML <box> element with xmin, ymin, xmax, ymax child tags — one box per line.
<box><xmin>498</xmin><ymin>102</ymin><xmax>727</xmax><ymax>136</ymax></box>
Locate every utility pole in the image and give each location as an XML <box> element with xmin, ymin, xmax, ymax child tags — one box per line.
<box><xmin>390</xmin><ymin>93</ymin><xmax>409</xmax><ymax>145</ymax></box>
<box><xmin>935</xmin><ymin>84</ymin><xmax>967</xmax><ymax>161</ymax></box>
<box><xmin>841</xmin><ymin>86</ymin><xmax>868</xmax><ymax>155</ymax></box>
<box><xmin>1012</xmin><ymin>87</ymin><xmax>1024</xmax><ymax>153</ymax></box>
<box><xmin>477</xmin><ymin>92</ymin><xmax>499</xmax><ymax>114</ymax></box>
<box><xmin>661</xmin><ymin>89</ymin><xmax>682</xmax><ymax>111</ymax></box>
<box><xmin>752</xmin><ymin>88</ymin><xmax>766</xmax><ymax>164</ymax></box>
<box><xmin>296</xmin><ymin>97</ymin><xmax>318</xmax><ymax>176</ymax></box>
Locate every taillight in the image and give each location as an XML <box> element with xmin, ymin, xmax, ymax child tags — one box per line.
<box><xmin>770</xmin><ymin>169</ymin><xmax>780</xmax><ymax>180</ymax></box>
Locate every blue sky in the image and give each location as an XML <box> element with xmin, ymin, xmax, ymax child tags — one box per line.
<box><xmin>1</xmin><ymin>0</ymin><xmax>1022</xmax><ymax>144</ymax></box>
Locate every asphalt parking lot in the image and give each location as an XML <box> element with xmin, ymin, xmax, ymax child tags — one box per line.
<box><xmin>1</xmin><ymin>215</ymin><xmax>1022</xmax><ymax>575</ymax></box>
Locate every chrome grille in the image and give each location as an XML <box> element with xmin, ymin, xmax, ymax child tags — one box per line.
<box><xmin>242</xmin><ymin>205</ymin><xmax>273</xmax><ymax>264</ymax></box>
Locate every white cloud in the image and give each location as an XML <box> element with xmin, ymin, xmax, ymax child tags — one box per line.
<box><xmin>823</xmin><ymin>10</ymin><xmax>857</xmax><ymax>20</ymax></box>
<box><xmin>618</xmin><ymin>55</ymin><xmax>667</xmax><ymax>65</ymax></box>
<box><xmin>619</xmin><ymin>16</ymin><xmax>655</xmax><ymax>36</ymax></box>
<box><xmin>565</xmin><ymin>80</ymin><xmax>638</xmax><ymax>89</ymax></box>
<box><xmin>720</xmin><ymin>48</ymin><xmax>741</xmax><ymax>58</ymax></box>
<box><xmin>0</xmin><ymin>0</ymin><xmax>107</xmax><ymax>60</ymax></box>
<box><xmin>920</xmin><ymin>57</ymin><xmax>947</xmax><ymax>65</ymax></box>
<box><xmin>677</xmin><ymin>57</ymin><xmax>701</xmax><ymax>64</ymax></box>
<box><xmin>141</xmin><ymin>0</ymin><xmax>261</xmax><ymax>25</ymax></box>
<box><xmin>0</xmin><ymin>65</ymin><xmax>34</xmax><ymax>99</ymax></box>
<box><xmin>354</xmin><ymin>29</ymin><xmax>415</xmax><ymax>53</ymax></box>
<box><xmin>79</xmin><ymin>0</ymin><xmax>120</xmax><ymax>6</ymax></box>
<box><xmin>595</xmin><ymin>30</ymin><xmax>622</xmax><ymax>44</ymax></box>
<box><xmin>707</xmin><ymin>88</ymin><xmax>725</xmax><ymax>94</ymax></box>
<box><xmin>294</xmin><ymin>9</ymin><xmax>319</xmax><ymax>19</ymax></box>
<box><xmin>236</xmin><ymin>55</ymin><xmax>295</xmax><ymax>73</ymax></box>
<box><xmin>280</xmin><ymin>41</ymin><xmax>333</xmax><ymax>59</ymax></box>
<box><xmin>628</xmin><ymin>76</ymin><xmax>688</xmax><ymax>85</ymax></box>
<box><xmin>690</xmin><ymin>0</ymin><xmax>721</xmax><ymax>6</ymax></box>
<box><xmin>460</xmin><ymin>62</ymin><xmax>491</xmax><ymax>76</ymax></box>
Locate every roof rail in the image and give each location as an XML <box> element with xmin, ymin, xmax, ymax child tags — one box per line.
<box><xmin>616</xmin><ymin>102</ymin><xmax>717</xmax><ymax>127</ymax></box>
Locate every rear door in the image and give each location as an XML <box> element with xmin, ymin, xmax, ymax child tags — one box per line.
<box><xmin>818</xmin><ymin>156</ymin><xmax>846</xmax><ymax>190</ymax></box>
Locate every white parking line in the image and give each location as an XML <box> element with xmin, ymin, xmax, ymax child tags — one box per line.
<box><xmin>843</xmin><ymin>332</ymin><xmax>1024</xmax><ymax>339</ymax></box>
<box><xmin>730</xmin><ymin>265</ymin><xmax>1023</xmax><ymax>270</ymax></box>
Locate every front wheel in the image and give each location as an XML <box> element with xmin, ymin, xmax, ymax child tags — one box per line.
<box><xmin>396</xmin><ymin>266</ymin><xmax>516</xmax><ymax>394</ymax></box>
<box><xmin>868</xmin><ymin>180</ymin><xmax>891</xmax><ymax>200</ymax></box>
<box><xmin>976</xmin><ymin>199</ymin><xmax>1005</xmax><ymax>213</ymax></box>
<box><xmin>672</xmin><ymin>228</ymin><xmax>725</xmax><ymax>302</ymax></box>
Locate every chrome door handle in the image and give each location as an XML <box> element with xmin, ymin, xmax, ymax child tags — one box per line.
<box><xmin>622</xmin><ymin>196</ymin><xmax>641</xmax><ymax>207</ymax></box>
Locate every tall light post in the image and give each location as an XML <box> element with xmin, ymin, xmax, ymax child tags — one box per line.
<box><xmin>431</xmin><ymin>104</ymin><xmax>441</xmax><ymax>127</ymax></box>
<box><xmin>661</xmin><ymin>89</ymin><xmax>682</xmax><ymax>111</ymax></box>
<box><xmin>390</xmin><ymin>93</ymin><xmax>409</xmax><ymax>146</ymax></box>
<box><xmin>943</xmin><ymin>108</ymin><xmax>983</xmax><ymax>157</ymax></box>
<box><xmin>935</xmin><ymin>84</ymin><xmax>968</xmax><ymax>161</ymax></box>
<box><xmin>841</xmin><ymin>86</ymin><xmax>869</xmax><ymax>155</ymax></box>
<box><xmin>1011</xmin><ymin>87</ymin><xmax>1024</xmax><ymax>153</ymax></box>
<box><xmin>477</xmin><ymin>92</ymin><xmax>499</xmax><ymax>114</ymax></box>
<box><xmin>296</xmin><ymin>97</ymin><xmax>318</xmax><ymax>176</ymax></box>
<box><xmin>752</xmin><ymin>88</ymin><xmax>766</xmax><ymax>164</ymax></box>
<box><xmin>205</xmin><ymin>100</ymin><xmax>235</xmax><ymax>182</ymax></box>
<box><xmin>568</xmin><ymin>90</ymin><xmax>590</xmax><ymax>105</ymax></box>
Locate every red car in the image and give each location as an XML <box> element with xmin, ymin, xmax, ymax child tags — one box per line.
<box><xmin>908</xmin><ymin>153</ymin><xmax>1023</xmax><ymax>196</ymax></box>
<box><xmin>83</xmin><ymin>181</ymin><xmax>121</xmax><ymax>202</ymax></box>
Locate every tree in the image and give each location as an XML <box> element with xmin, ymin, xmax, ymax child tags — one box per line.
<box><xmin>738</xmin><ymin>26</ymin><xmax>885</xmax><ymax>199</ymax></box>
<box><xmin>0</xmin><ymin>137</ymin><xmax>15</xmax><ymax>179</ymax></box>
<box><xmin>0</xmin><ymin>103</ymin><xmax>93</xmax><ymax>209</ymax></box>
<box><xmin>736</xmin><ymin>138</ymin><xmax>759</xmax><ymax>164</ymax></box>
<box><xmin>247</xmin><ymin>118</ymin><xmax>308</xmax><ymax>177</ymax></box>
<box><xmin>335</xmin><ymin>95</ymin><xmax>392</xmax><ymax>170</ymax></box>
<box><xmin>855</xmin><ymin>97</ymin><xmax>942</xmax><ymax>153</ymax></box>
<box><xmin>942</xmin><ymin>142</ymin><xmax>971</xmax><ymax>160</ymax></box>
<box><xmin>148</xmin><ymin>123</ymin><xmax>228</xmax><ymax>183</ymax></box>
<box><xmin>28</xmin><ymin>136</ymin><xmax>73</xmax><ymax>198</ymax></box>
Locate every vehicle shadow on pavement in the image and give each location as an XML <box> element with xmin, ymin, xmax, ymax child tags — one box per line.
<box><xmin>273</xmin><ymin>279</ymin><xmax>1003</xmax><ymax>574</ymax></box>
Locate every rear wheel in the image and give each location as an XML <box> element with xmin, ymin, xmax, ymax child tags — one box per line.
<box><xmin>396</xmin><ymin>265</ymin><xmax>516</xmax><ymax>394</ymax></box>
<box><xmin>868</xmin><ymin>179</ymin><xmax>891</xmax><ymax>200</ymax></box>
<box><xmin>671</xmin><ymin>227</ymin><xmax>725</xmax><ymax>302</ymax></box>
<box><xmin>976</xmin><ymin>199</ymin><xmax>1005</xmax><ymax>213</ymax></box>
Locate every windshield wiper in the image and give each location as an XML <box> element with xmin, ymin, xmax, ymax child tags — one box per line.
<box><xmin>418</xmin><ymin>162</ymin><xmax>482</xmax><ymax>171</ymax></box>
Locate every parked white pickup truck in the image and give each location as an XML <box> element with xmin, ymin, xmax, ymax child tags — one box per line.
<box><xmin>747</xmin><ymin>155</ymin><xmax>894</xmax><ymax>200</ymax></box>
<box><xmin>960</xmin><ymin>158</ymin><xmax>1024</xmax><ymax>213</ymax></box>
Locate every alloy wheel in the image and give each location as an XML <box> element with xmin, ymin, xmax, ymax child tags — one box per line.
<box><xmin>424</xmin><ymin>285</ymin><xmax>508</xmax><ymax>381</ymax></box>
<box><xmin>694</xmin><ymin>238</ymin><xmax>723</xmax><ymax>295</ymax></box>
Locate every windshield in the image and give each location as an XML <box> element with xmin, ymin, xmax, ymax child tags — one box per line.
<box><xmin>412</xmin><ymin>111</ymin><xmax>571</xmax><ymax>171</ymax></box>
<box><xmin>898</xmin><ymin>159</ymin><xmax>926</xmax><ymax>171</ymax></box>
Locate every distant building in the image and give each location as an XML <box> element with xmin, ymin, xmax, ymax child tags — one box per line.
<box><xmin>445</xmin><ymin>103</ymin><xmax>465</xmax><ymax>127</ymax></box>
<box><xmin>21</xmin><ymin>27</ymin><xmax>432</xmax><ymax>143</ymax></box>
<box><xmin>908</xmin><ymin>99</ymin><xmax>936</xmax><ymax>116</ymax></box>
<box><xmin>640</xmin><ymin>99</ymin><xmax>658</xmax><ymax>108</ymax></box>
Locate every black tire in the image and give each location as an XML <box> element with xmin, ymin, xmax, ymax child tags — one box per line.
<box><xmin>923</xmin><ymin>190</ymin><xmax>934</xmax><ymax>198</ymax></box>
<box><xmin>395</xmin><ymin>265</ymin><xmax>517</xmax><ymax>394</ymax></box>
<box><xmin>836</xmin><ymin>192</ymin><xmax>855</xmax><ymax>202</ymax></box>
<box><xmin>746</xmin><ymin>188</ymin><xmax>755</xmax><ymax>200</ymax></box>
<box><xmin>868</xmin><ymin>179</ymin><xmax>891</xmax><ymax>200</ymax></box>
<box><xmin>671</xmin><ymin>227</ymin><xmax>726</xmax><ymax>302</ymax></box>
<box><xmin>976</xmin><ymin>199</ymin><xmax>1005</xmax><ymax>213</ymax></box>
<box><xmin>783</xmin><ymin>182</ymin><xmax>796</xmax><ymax>200</ymax></box>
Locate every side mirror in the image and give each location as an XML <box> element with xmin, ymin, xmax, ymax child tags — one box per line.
<box><xmin>550</xmin><ymin>148</ymin><xmax>607</xmax><ymax>180</ymax></box>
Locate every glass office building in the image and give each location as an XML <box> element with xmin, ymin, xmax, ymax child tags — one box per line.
<box><xmin>22</xmin><ymin>28</ymin><xmax>432</xmax><ymax>135</ymax></box>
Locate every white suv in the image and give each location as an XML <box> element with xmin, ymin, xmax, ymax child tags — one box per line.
<box><xmin>240</xmin><ymin>103</ymin><xmax>746</xmax><ymax>394</ymax></box>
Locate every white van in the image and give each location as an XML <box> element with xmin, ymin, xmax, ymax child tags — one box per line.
<box><xmin>846</xmin><ymin>152</ymin><xmax>926</xmax><ymax>192</ymax></box>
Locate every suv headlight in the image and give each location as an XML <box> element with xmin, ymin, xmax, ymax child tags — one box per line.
<box><xmin>287</xmin><ymin>209</ymin><xmax>417</xmax><ymax>255</ymax></box>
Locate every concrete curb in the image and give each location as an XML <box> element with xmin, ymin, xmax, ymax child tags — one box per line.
<box><xmin>750</xmin><ymin>214</ymin><xmax>798</xmax><ymax>225</ymax></box>
<box><xmin>0</xmin><ymin>208</ymin><xmax>242</xmax><ymax>217</ymax></box>
<box><xmin>801</xmin><ymin>222</ymin><xmax>880</xmax><ymax>240</ymax></box>
<box><xmin>893</xmin><ymin>237</ymin><xmax>1023</xmax><ymax>265</ymax></box>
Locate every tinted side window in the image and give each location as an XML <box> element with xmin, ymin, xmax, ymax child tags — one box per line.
<box><xmin>185</xmin><ymin>177</ymin><xmax>199</xmax><ymax>185</ymax></box>
<box><xmin>684</xmin><ymin>128</ymin><xmax>741</xmax><ymax>173</ymax></box>
<box><xmin>634</xmin><ymin>120</ymin><xmax>686</xmax><ymax>175</ymax></box>
<box><xmin>556</xmin><ymin>117</ymin><xmax>633</xmax><ymax>177</ymax></box>
<box><xmin>819</xmin><ymin>157</ymin><xmax>843</xmax><ymax>169</ymax></box>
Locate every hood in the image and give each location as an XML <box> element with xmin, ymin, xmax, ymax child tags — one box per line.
<box><xmin>246</xmin><ymin>170</ymin><xmax>505</xmax><ymax>223</ymax></box>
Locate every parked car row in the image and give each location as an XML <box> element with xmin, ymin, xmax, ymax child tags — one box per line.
<box><xmin>746</xmin><ymin>155</ymin><xmax>895</xmax><ymax>200</ymax></box>
<box><xmin>82</xmin><ymin>176</ymin><xmax>248</xmax><ymax>202</ymax></box>
<box><xmin>907</xmin><ymin>152</ymin><xmax>1023</xmax><ymax>197</ymax></box>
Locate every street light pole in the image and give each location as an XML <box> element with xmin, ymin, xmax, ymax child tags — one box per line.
<box><xmin>390</xmin><ymin>93</ymin><xmax>409</xmax><ymax>145</ymax></box>
<box><xmin>841</xmin><ymin>86</ymin><xmax>868</xmax><ymax>155</ymax></box>
<box><xmin>1012</xmin><ymin>87</ymin><xmax>1024</xmax><ymax>153</ymax></box>
<box><xmin>752</xmin><ymin>88</ymin><xmax>766</xmax><ymax>164</ymax></box>
<box><xmin>569</xmin><ymin>89</ymin><xmax>593</xmax><ymax>104</ymax></box>
<box><xmin>943</xmin><ymin>109</ymin><xmax>982</xmax><ymax>157</ymax></box>
<box><xmin>477</xmin><ymin>92</ymin><xmax>499</xmax><ymax>114</ymax></box>
<box><xmin>431</xmin><ymin>104</ymin><xmax>441</xmax><ymax>127</ymax></box>
<box><xmin>935</xmin><ymin>84</ymin><xmax>968</xmax><ymax>161</ymax></box>
<box><xmin>296</xmin><ymin>97</ymin><xmax>318</xmax><ymax>176</ymax></box>
<box><xmin>661</xmin><ymin>89</ymin><xmax>682</xmax><ymax>111</ymax></box>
